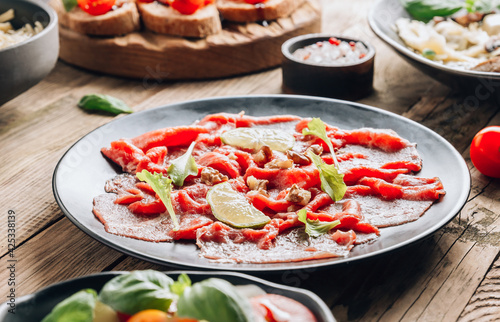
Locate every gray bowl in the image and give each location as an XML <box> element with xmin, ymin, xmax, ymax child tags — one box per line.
<box><xmin>369</xmin><ymin>0</ymin><xmax>500</xmax><ymax>100</ymax></box>
<box><xmin>0</xmin><ymin>0</ymin><xmax>59</xmax><ymax>106</ymax></box>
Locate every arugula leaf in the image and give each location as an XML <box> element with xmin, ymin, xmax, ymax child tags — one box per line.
<box><xmin>136</xmin><ymin>170</ymin><xmax>179</xmax><ymax>231</ymax></box>
<box><xmin>62</xmin><ymin>0</ymin><xmax>78</xmax><ymax>12</ymax></box>
<box><xmin>401</xmin><ymin>0</ymin><xmax>463</xmax><ymax>21</ymax></box>
<box><xmin>302</xmin><ymin>118</ymin><xmax>339</xmax><ymax>168</ymax></box>
<box><xmin>177</xmin><ymin>278</ymin><xmax>255</xmax><ymax>322</ymax></box>
<box><xmin>171</xmin><ymin>273</ymin><xmax>192</xmax><ymax>296</ymax></box>
<box><xmin>42</xmin><ymin>289</ymin><xmax>97</xmax><ymax>322</ymax></box>
<box><xmin>167</xmin><ymin>142</ymin><xmax>198</xmax><ymax>187</ymax></box>
<box><xmin>297</xmin><ymin>209</ymin><xmax>340</xmax><ymax>238</ymax></box>
<box><xmin>99</xmin><ymin>270</ymin><xmax>175</xmax><ymax>316</ymax></box>
<box><xmin>78</xmin><ymin>94</ymin><xmax>133</xmax><ymax>115</ymax></box>
<box><xmin>307</xmin><ymin>150</ymin><xmax>346</xmax><ymax>202</ymax></box>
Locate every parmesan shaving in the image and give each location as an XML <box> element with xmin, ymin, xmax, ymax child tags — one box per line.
<box><xmin>395</xmin><ymin>16</ymin><xmax>499</xmax><ymax>70</ymax></box>
<box><xmin>0</xmin><ymin>9</ymin><xmax>44</xmax><ymax>50</ymax></box>
<box><xmin>0</xmin><ymin>9</ymin><xmax>14</xmax><ymax>23</ymax></box>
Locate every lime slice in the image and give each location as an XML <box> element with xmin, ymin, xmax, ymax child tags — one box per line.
<box><xmin>207</xmin><ymin>182</ymin><xmax>271</xmax><ymax>229</ymax></box>
<box><xmin>220</xmin><ymin>127</ymin><xmax>295</xmax><ymax>152</ymax></box>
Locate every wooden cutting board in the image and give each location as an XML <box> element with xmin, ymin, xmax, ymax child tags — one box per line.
<box><xmin>51</xmin><ymin>0</ymin><xmax>321</xmax><ymax>80</ymax></box>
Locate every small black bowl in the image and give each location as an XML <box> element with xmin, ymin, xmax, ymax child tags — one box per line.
<box><xmin>281</xmin><ymin>34</ymin><xmax>375</xmax><ymax>100</ymax></box>
<box><xmin>0</xmin><ymin>0</ymin><xmax>59</xmax><ymax>106</ymax></box>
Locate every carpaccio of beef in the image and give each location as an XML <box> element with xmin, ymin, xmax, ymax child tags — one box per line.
<box><xmin>93</xmin><ymin>112</ymin><xmax>445</xmax><ymax>264</ymax></box>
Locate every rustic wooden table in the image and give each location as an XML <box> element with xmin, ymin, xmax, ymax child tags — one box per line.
<box><xmin>1</xmin><ymin>0</ymin><xmax>500</xmax><ymax>321</ymax></box>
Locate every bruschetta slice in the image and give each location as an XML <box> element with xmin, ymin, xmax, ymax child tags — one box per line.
<box><xmin>55</xmin><ymin>0</ymin><xmax>140</xmax><ymax>36</ymax></box>
<box><xmin>216</xmin><ymin>0</ymin><xmax>306</xmax><ymax>23</ymax></box>
<box><xmin>137</xmin><ymin>1</ymin><xmax>222</xmax><ymax>38</ymax></box>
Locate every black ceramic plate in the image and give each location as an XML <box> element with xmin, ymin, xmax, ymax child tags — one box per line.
<box><xmin>52</xmin><ymin>95</ymin><xmax>470</xmax><ymax>271</ymax></box>
<box><xmin>0</xmin><ymin>271</ymin><xmax>335</xmax><ymax>322</ymax></box>
<box><xmin>368</xmin><ymin>0</ymin><xmax>500</xmax><ymax>86</ymax></box>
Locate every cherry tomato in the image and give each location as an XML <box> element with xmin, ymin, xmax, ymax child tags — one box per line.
<box><xmin>117</xmin><ymin>312</ymin><xmax>132</xmax><ymax>322</ymax></box>
<box><xmin>77</xmin><ymin>0</ymin><xmax>116</xmax><ymax>16</ymax></box>
<box><xmin>127</xmin><ymin>310</ymin><xmax>169</xmax><ymax>322</ymax></box>
<box><xmin>171</xmin><ymin>0</ymin><xmax>204</xmax><ymax>15</ymax></box>
<box><xmin>470</xmin><ymin>126</ymin><xmax>500</xmax><ymax>178</ymax></box>
<box><xmin>251</xmin><ymin>294</ymin><xmax>317</xmax><ymax>322</ymax></box>
<box><xmin>127</xmin><ymin>310</ymin><xmax>198</xmax><ymax>322</ymax></box>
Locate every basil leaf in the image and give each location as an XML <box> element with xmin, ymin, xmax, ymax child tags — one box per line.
<box><xmin>42</xmin><ymin>289</ymin><xmax>97</xmax><ymax>322</ymax></box>
<box><xmin>62</xmin><ymin>0</ymin><xmax>78</xmax><ymax>12</ymax></box>
<box><xmin>78</xmin><ymin>94</ymin><xmax>133</xmax><ymax>115</ymax></box>
<box><xmin>297</xmin><ymin>209</ymin><xmax>340</xmax><ymax>238</ymax></box>
<box><xmin>308</xmin><ymin>150</ymin><xmax>346</xmax><ymax>201</ymax></box>
<box><xmin>302</xmin><ymin>118</ymin><xmax>339</xmax><ymax>168</ymax></box>
<box><xmin>167</xmin><ymin>142</ymin><xmax>198</xmax><ymax>187</ymax></box>
<box><xmin>171</xmin><ymin>273</ymin><xmax>192</xmax><ymax>296</ymax></box>
<box><xmin>99</xmin><ymin>270</ymin><xmax>175</xmax><ymax>316</ymax></box>
<box><xmin>177</xmin><ymin>278</ymin><xmax>255</xmax><ymax>322</ymax></box>
<box><xmin>401</xmin><ymin>0</ymin><xmax>463</xmax><ymax>21</ymax></box>
<box><xmin>136</xmin><ymin>170</ymin><xmax>179</xmax><ymax>231</ymax></box>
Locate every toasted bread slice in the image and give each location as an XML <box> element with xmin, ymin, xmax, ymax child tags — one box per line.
<box><xmin>216</xmin><ymin>0</ymin><xmax>306</xmax><ymax>22</ymax></box>
<box><xmin>137</xmin><ymin>2</ymin><xmax>222</xmax><ymax>38</ymax></box>
<box><xmin>54</xmin><ymin>0</ymin><xmax>140</xmax><ymax>36</ymax></box>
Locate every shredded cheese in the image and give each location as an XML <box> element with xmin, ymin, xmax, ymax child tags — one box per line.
<box><xmin>0</xmin><ymin>9</ymin><xmax>44</xmax><ymax>50</ymax></box>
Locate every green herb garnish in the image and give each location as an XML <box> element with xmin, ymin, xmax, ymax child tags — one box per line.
<box><xmin>177</xmin><ymin>278</ymin><xmax>255</xmax><ymax>322</ymax></box>
<box><xmin>41</xmin><ymin>289</ymin><xmax>97</xmax><ymax>322</ymax></box>
<box><xmin>465</xmin><ymin>0</ymin><xmax>500</xmax><ymax>13</ymax></box>
<box><xmin>167</xmin><ymin>142</ymin><xmax>198</xmax><ymax>187</ymax></box>
<box><xmin>136</xmin><ymin>170</ymin><xmax>179</xmax><ymax>231</ymax></box>
<box><xmin>99</xmin><ymin>270</ymin><xmax>175</xmax><ymax>316</ymax></box>
<box><xmin>171</xmin><ymin>273</ymin><xmax>192</xmax><ymax>296</ymax></box>
<box><xmin>297</xmin><ymin>209</ymin><xmax>340</xmax><ymax>238</ymax></box>
<box><xmin>400</xmin><ymin>0</ymin><xmax>463</xmax><ymax>21</ymax></box>
<box><xmin>302</xmin><ymin>118</ymin><xmax>337</xmax><ymax>165</ymax></box>
<box><xmin>62</xmin><ymin>0</ymin><xmax>78</xmax><ymax>12</ymax></box>
<box><xmin>422</xmin><ymin>48</ymin><xmax>437</xmax><ymax>60</ymax></box>
<box><xmin>308</xmin><ymin>150</ymin><xmax>347</xmax><ymax>202</ymax></box>
<box><xmin>302</xmin><ymin>118</ymin><xmax>346</xmax><ymax>201</ymax></box>
<box><xmin>401</xmin><ymin>0</ymin><xmax>500</xmax><ymax>21</ymax></box>
<box><xmin>78</xmin><ymin>94</ymin><xmax>133</xmax><ymax>115</ymax></box>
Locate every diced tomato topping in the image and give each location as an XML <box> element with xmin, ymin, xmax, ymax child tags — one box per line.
<box><xmin>328</xmin><ymin>37</ymin><xmax>341</xmax><ymax>46</ymax></box>
<box><xmin>171</xmin><ymin>0</ymin><xmax>204</xmax><ymax>15</ymax></box>
<box><xmin>77</xmin><ymin>0</ymin><xmax>115</xmax><ymax>16</ymax></box>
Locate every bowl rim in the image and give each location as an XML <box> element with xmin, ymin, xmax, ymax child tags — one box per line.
<box><xmin>0</xmin><ymin>0</ymin><xmax>58</xmax><ymax>53</ymax></box>
<box><xmin>281</xmin><ymin>33</ymin><xmax>375</xmax><ymax>68</ymax></box>
<box><xmin>368</xmin><ymin>0</ymin><xmax>500</xmax><ymax>80</ymax></box>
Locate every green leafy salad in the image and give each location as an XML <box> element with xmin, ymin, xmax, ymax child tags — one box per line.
<box><xmin>40</xmin><ymin>270</ymin><xmax>316</xmax><ymax>322</ymax></box>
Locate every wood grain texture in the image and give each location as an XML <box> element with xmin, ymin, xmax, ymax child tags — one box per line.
<box><xmin>0</xmin><ymin>1</ymin><xmax>499</xmax><ymax>321</ymax></box>
<box><xmin>51</xmin><ymin>0</ymin><xmax>321</xmax><ymax>79</ymax></box>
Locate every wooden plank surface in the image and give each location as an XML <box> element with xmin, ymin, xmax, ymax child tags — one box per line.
<box><xmin>1</xmin><ymin>0</ymin><xmax>499</xmax><ymax>321</ymax></box>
